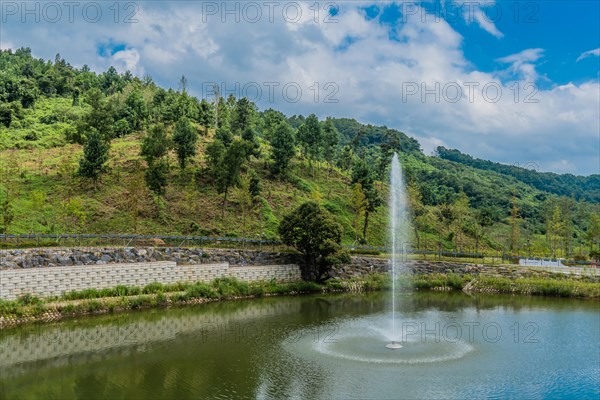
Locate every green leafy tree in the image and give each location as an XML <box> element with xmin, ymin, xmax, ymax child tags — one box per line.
<box><xmin>297</xmin><ymin>114</ymin><xmax>322</xmax><ymax>174</ymax></box>
<box><xmin>351</xmin><ymin>159</ymin><xmax>382</xmax><ymax>241</ymax></box>
<box><xmin>215</xmin><ymin>126</ymin><xmax>233</xmax><ymax>147</ymax></box>
<box><xmin>261</xmin><ymin>108</ymin><xmax>286</xmax><ymax>140</ymax></box>
<box><xmin>206</xmin><ymin>139</ymin><xmax>247</xmax><ymax>218</ymax></box>
<box><xmin>216</xmin><ymin>96</ymin><xmax>230</xmax><ymax>130</ymax></box>
<box><xmin>145</xmin><ymin>158</ymin><xmax>169</xmax><ymax>196</ymax></box>
<box><xmin>198</xmin><ymin>99</ymin><xmax>214</xmax><ymax>135</ymax></box>
<box><xmin>278</xmin><ymin>201</ymin><xmax>343</xmax><ymax>282</ymax></box>
<box><xmin>587</xmin><ymin>213</ymin><xmax>600</xmax><ymax>253</ymax></box>
<box><xmin>206</xmin><ymin>139</ymin><xmax>226</xmax><ymax>180</ymax></box>
<box><xmin>241</xmin><ymin>127</ymin><xmax>260</xmax><ymax>159</ymax></box>
<box><xmin>472</xmin><ymin>207</ymin><xmax>495</xmax><ymax>254</ymax></box>
<box><xmin>407</xmin><ymin>182</ymin><xmax>425</xmax><ymax>249</ymax></box>
<box><xmin>141</xmin><ymin>124</ymin><xmax>171</xmax><ymax>196</ymax></box>
<box><xmin>77</xmin><ymin>129</ymin><xmax>110</xmax><ymax>189</ymax></box>
<box><xmin>321</xmin><ymin>117</ymin><xmax>339</xmax><ymax>166</ymax></box>
<box><xmin>74</xmin><ymin>88</ymin><xmax>114</xmax><ymax>143</ymax></box>
<box><xmin>141</xmin><ymin>124</ymin><xmax>170</xmax><ymax>163</ymax></box>
<box><xmin>123</xmin><ymin>88</ymin><xmax>149</xmax><ymax>131</ymax></box>
<box><xmin>231</xmin><ymin>97</ymin><xmax>257</xmax><ymax>134</ymax></box>
<box><xmin>269</xmin><ymin>121</ymin><xmax>295</xmax><ymax>176</ymax></box>
<box><xmin>248</xmin><ymin>169</ymin><xmax>261</xmax><ymax>198</ymax></box>
<box><xmin>172</xmin><ymin>116</ymin><xmax>198</xmax><ymax>170</ymax></box>
<box><xmin>337</xmin><ymin>145</ymin><xmax>354</xmax><ymax>171</ymax></box>
<box><xmin>113</xmin><ymin>118</ymin><xmax>131</xmax><ymax>137</ymax></box>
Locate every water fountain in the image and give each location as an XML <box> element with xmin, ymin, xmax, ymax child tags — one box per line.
<box><xmin>386</xmin><ymin>153</ymin><xmax>411</xmax><ymax>350</ymax></box>
<box><xmin>280</xmin><ymin>152</ymin><xmax>474</xmax><ymax>365</ymax></box>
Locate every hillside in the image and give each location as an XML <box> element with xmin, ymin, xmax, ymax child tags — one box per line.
<box><xmin>1</xmin><ymin>48</ymin><xmax>599</xmax><ymax>258</ymax></box>
<box><xmin>436</xmin><ymin>146</ymin><xmax>600</xmax><ymax>203</ymax></box>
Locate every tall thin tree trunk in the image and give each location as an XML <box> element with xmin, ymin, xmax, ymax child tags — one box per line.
<box><xmin>363</xmin><ymin>211</ymin><xmax>370</xmax><ymax>242</ymax></box>
<box><xmin>221</xmin><ymin>187</ymin><xmax>228</xmax><ymax>220</ymax></box>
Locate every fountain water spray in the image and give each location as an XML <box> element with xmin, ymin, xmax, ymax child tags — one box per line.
<box><xmin>386</xmin><ymin>153</ymin><xmax>410</xmax><ymax>350</ymax></box>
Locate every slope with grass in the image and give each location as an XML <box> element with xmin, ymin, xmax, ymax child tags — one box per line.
<box><xmin>1</xmin><ymin>48</ymin><xmax>599</xmax><ymax>257</ymax></box>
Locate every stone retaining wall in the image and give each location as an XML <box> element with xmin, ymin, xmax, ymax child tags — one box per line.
<box><xmin>333</xmin><ymin>257</ymin><xmax>600</xmax><ymax>280</ymax></box>
<box><xmin>0</xmin><ymin>247</ymin><xmax>299</xmax><ymax>269</ymax></box>
<box><xmin>0</xmin><ymin>262</ymin><xmax>301</xmax><ymax>300</ymax></box>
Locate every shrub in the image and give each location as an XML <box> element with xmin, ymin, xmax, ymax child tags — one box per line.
<box><xmin>186</xmin><ymin>283</ymin><xmax>217</xmax><ymax>299</ymax></box>
<box><xmin>143</xmin><ymin>282</ymin><xmax>164</xmax><ymax>294</ymax></box>
<box><xmin>17</xmin><ymin>293</ymin><xmax>42</xmax><ymax>306</ymax></box>
<box><xmin>0</xmin><ymin>300</ymin><xmax>20</xmax><ymax>316</ymax></box>
<box><xmin>84</xmin><ymin>300</ymin><xmax>103</xmax><ymax>313</ymax></box>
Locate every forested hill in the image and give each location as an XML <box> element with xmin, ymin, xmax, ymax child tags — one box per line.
<box><xmin>436</xmin><ymin>146</ymin><xmax>600</xmax><ymax>203</ymax></box>
<box><xmin>1</xmin><ymin>48</ymin><xmax>599</xmax><ymax>258</ymax></box>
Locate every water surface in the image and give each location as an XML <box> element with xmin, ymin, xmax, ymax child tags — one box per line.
<box><xmin>1</xmin><ymin>292</ymin><xmax>598</xmax><ymax>399</ymax></box>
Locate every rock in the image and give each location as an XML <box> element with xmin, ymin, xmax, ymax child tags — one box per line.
<box><xmin>2</xmin><ymin>261</ymin><xmax>18</xmax><ymax>269</ymax></box>
<box><xmin>57</xmin><ymin>256</ymin><xmax>71</xmax><ymax>266</ymax></box>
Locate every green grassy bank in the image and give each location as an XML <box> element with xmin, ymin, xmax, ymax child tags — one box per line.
<box><xmin>0</xmin><ymin>275</ymin><xmax>388</xmax><ymax>328</ymax></box>
<box><xmin>1</xmin><ymin>273</ymin><xmax>597</xmax><ymax>329</ymax></box>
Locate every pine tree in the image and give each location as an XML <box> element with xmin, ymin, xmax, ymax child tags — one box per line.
<box><xmin>269</xmin><ymin>121</ymin><xmax>295</xmax><ymax>176</ymax></box>
<box><xmin>77</xmin><ymin>129</ymin><xmax>110</xmax><ymax>189</ymax></box>
<box><xmin>248</xmin><ymin>169</ymin><xmax>261</xmax><ymax>198</ymax></box>
<box><xmin>297</xmin><ymin>114</ymin><xmax>322</xmax><ymax>175</ymax></box>
<box><xmin>206</xmin><ymin>139</ymin><xmax>247</xmax><ymax>218</ymax></box>
<box><xmin>140</xmin><ymin>124</ymin><xmax>171</xmax><ymax>196</ymax></box>
<box><xmin>351</xmin><ymin>159</ymin><xmax>381</xmax><ymax>241</ymax></box>
<box><xmin>321</xmin><ymin>118</ymin><xmax>339</xmax><ymax>167</ymax></box>
<box><xmin>231</xmin><ymin>97</ymin><xmax>257</xmax><ymax>135</ymax></box>
<box><xmin>172</xmin><ymin>116</ymin><xmax>198</xmax><ymax>170</ymax></box>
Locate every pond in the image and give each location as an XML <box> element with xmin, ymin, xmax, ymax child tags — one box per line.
<box><xmin>1</xmin><ymin>292</ymin><xmax>598</xmax><ymax>399</ymax></box>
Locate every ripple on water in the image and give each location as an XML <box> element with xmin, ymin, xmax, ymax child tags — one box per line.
<box><xmin>283</xmin><ymin>314</ymin><xmax>475</xmax><ymax>365</ymax></box>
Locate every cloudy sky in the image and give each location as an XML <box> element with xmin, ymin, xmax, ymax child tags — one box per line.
<box><xmin>1</xmin><ymin>1</ymin><xmax>599</xmax><ymax>175</ymax></box>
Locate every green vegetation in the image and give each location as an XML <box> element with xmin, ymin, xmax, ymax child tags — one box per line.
<box><xmin>1</xmin><ymin>271</ymin><xmax>597</xmax><ymax>328</ymax></box>
<box><xmin>1</xmin><ymin>48</ymin><xmax>599</xmax><ymax>262</ymax></box>
<box><xmin>0</xmin><ymin>276</ymin><xmax>388</xmax><ymax>325</ymax></box>
<box><xmin>411</xmin><ymin>273</ymin><xmax>600</xmax><ymax>298</ymax></box>
<box><xmin>279</xmin><ymin>201</ymin><xmax>347</xmax><ymax>281</ymax></box>
<box><xmin>436</xmin><ymin>146</ymin><xmax>600</xmax><ymax>203</ymax></box>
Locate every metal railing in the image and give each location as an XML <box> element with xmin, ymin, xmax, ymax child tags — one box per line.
<box><xmin>1</xmin><ymin>234</ymin><xmax>594</xmax><ymax>266</ymax></box>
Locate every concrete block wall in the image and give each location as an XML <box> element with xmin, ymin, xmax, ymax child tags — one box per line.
<box><xmin>228</xmin><ymin>265</ymin><xmax>301</xmax><ymax>282</ymax></box>
<box><xmin>0</xmin><ymin>262</ymin><xmax>301</xmax><ymax>300</ymax></box>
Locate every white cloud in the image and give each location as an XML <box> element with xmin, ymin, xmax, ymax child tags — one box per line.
<box><xmin>496</xmin><ymin>48</ymin><xmax>544</xmax><ymax>82</ymax></box>
<box><xmin>112</xmin><ymin>49</ymin><xmax>142</xmax><ymax>75</ymax></box>
<box><xmin>577</xmin><ymin>48</ymin><xmax>600</xmax><ymax>62</ymax></box>
<box><xmin>447</xmin><ymin>0</ymin><xmax>504</xmax><ymax>38</ymax></box>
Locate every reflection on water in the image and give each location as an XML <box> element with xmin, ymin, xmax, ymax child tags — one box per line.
<box><xmin>1</xmin><ymin>292</ymin><xmax>599</xmax><ymax>400</ymax></box>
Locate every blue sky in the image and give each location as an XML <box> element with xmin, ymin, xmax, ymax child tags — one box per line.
<box><xmin>1</xmin><ymin>1</ymin><xmax>599</xmax><ymax>174</ymax></box>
